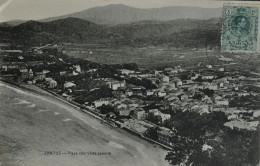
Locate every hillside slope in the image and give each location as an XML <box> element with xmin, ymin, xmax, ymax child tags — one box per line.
<box><xmin>2</xmin><ymin>17</ymin><xmax>221</xmax><ymax>48</ymax></box>
<box><xmin>41</xmin><ymin>4</ymin><xmax>221</xmax><ymax>25</ymax></box>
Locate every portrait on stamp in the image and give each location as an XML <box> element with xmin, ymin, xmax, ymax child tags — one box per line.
<box><xmin>232</xmin><ymin>16</ymin><xmax>250</xmax><ymax>35</ymax></box>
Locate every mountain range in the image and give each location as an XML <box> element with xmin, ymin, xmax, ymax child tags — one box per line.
<box><xmin>1</xmin><ymin>4</ymin><xmax>222</xmax><ymax>26</ymax></box>
<box><xmin>0</xmin><ymin>4</ymin><xmax>222</xmax><ymax>49</ymax></box>
<box><xmin>0</xmin><ymin>17</ymin><xmax>221</xmax><ymax>48</ymax></box>
<box><xmin>0</xmin><ymin>20</ymin><xmax>25</xmax><ymax>27</ymax></box>
<box><xmin>40</xmin><ymin>4</ymin><xmax>222</xmax><ymax>25</ymax></box>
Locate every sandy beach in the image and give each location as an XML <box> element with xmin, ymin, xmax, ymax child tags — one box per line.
<box><xmin>0</xmin><ymin>81</ymin><xmax>170</xmax><ymax>166</ymax></box>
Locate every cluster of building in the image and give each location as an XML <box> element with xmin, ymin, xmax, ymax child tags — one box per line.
<box><xmin>88</xmin><ymin>63</ymin><xmax>259</xmax><ymax>146</ymax></box>
<box><xmin>0</xmin><ymin>53</ymin><xmax>86</xmax><ymax>91</ymax></box>
<box><xmin>1</xmin><ymin>49</ymin><xmax>259</xmax><ymax>148</ymax></box>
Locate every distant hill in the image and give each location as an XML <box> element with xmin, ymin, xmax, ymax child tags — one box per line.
<box><xmin>2</xmin><ymin>17</ymin><xmax>221</xmax><ymax>48</ymax></box>
<box><xmin>9</xmin><ymin>17</ymin><xmax>112</xmax><ymax>47</ymax></box>
<box><xmin>15</xmin><ymin>17</ymin><xmax>106</xmax><ymax>35</ymax></box>
<box><xmin>41</xmin><ymin>4</ymin><xmax>222</xmax><ymax>25</ymax></box>
<box><xmin>0</xmin><ymin>20</ymin><xmax>26</xmax><ymax>27</ymax></box>
<box><xmin>107</xmin><ymin>18</ymin><xmax>221</xmax><ymax>48</ymax></box>
<box><xmin>110</xmin><ymin>18</ymin><xmax>220</xmax><ymax>39</ymax></box>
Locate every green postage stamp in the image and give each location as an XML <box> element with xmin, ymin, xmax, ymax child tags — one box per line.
<box><xmin>222</xmin><ymin>3</ymin><xmax>259</xmax><ymax>52</ymax></box>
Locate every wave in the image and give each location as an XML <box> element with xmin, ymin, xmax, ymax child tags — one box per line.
<box><xmin>14</xmin><ymin>98</ymin><xmax>31</xmax><ymax>105</ymax></box>
<box><xmin>90</xmin><ymin>126</ymin><xmax>99</xmax><ymax>130</ymax></box>
<box><xmin>27</xmin><ymin>103</ymin><xmax>36</xmax><ymax>108</ymax></box>
<box><xmin>54</xmin><ymin>112</ymin><xmax>60</xmax><ymax>115</ymax></box>
<box><xmin>111</xmin><ymin>135</ymin><xmax>120</xmax><ymax>140</ymax></box>
<box><xmin>107</xmin><ymin>141</ymin><xmax>125</xmax><ymax>149</ymax></box>
<box><xmin>38</xmin><ymin>109</ymin><xmax>49</xmax><ymax>113</ymax></box>
<box><xmin>62</xmin><ymin>118</ymin><xmax>72</xmax><ymax>122</ymax></box>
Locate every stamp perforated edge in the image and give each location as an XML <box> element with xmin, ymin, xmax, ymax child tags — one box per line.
<box><xmin>221</xmin><ymin>2</ymin><xmax>260</xmax><ymax>53</ymax></box>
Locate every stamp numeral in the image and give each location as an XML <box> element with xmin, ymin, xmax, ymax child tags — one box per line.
<box><xmin>226</xmin><ymin>8</ymin><xmax>232</xmax><ymax>16</ymax></box>
<box><xmin>252</xmin><ymin>10</ymin><xmax>256</xmax><ymax>17</ymax></box>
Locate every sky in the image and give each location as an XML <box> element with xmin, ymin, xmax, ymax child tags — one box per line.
<box><xmin>0</xmin><ymin>0</ymin><xmax>225</xmax><ymax>23</ymax></box>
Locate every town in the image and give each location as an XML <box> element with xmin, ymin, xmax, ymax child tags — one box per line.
<box><xmin>1</xmin><ymin>44</ymin><xmax>260</xmax><ymax>165</ymax></box>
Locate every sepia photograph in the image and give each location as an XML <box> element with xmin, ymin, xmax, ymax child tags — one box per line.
<box><xmin>0</xmin><ymin>0</ymin><xmax>259</xmax><ymax>166</ymax></box>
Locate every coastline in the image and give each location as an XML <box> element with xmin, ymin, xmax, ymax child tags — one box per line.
<box><xmin>0</xmin><ymin>79</ymin><xmax>172</xmax><ymax>150</ymax></box>
<box><xmin>0</xmin><ymin>80</ymin><xmax>170</xmax><ymax>166</ymax></box>
<box><xmin>0</xmin><ymin>80</ymin><xmax>171</xmax><ymax>164</ymax></box>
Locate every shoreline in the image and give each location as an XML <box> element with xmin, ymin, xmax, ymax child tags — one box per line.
<box><xmin>0</xmin><ymin>80</ymin><xmax>170</xmax><ymax>166</ymax></box>
<box><xmin>0</xmin><ymin>79</ymin><xmax>172</xmax><ymax>151</ymax></box>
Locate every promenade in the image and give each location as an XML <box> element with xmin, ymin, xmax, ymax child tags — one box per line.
<box><xmin>0</xmin><ymin>81</ymin><xmax>169</xmax><ymax>166</ymax></box>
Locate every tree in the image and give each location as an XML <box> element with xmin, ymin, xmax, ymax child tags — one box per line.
<box><xmin>147</xmin><ymin>114</ymin><xmax>162</xmax><ymax>125</ymax></box>
<box><xmin>98</xmin><ymin>105</ymin><xmax>114</xmax><ymax>114</ymax></box>
<box><xmin>166</xmin><ymin>110</ymin><xmax>257</xmax><ymax>166</ymax></box>
<box><xmin>146</xmin><ymin>127</ymin><xmax>159</xmax><ymax>140</ymax></box>
<box><xmin>122</xmin><ymin>63</ymin><xmax>138</xmax><ymax>71</ymax></box>
<box><xmin>193</xmin><ymin>93</ymin><xmax>204</xmax><ymax>100</ymax></box>
<box><xmin>74</xmin><ymin>86</ymin><xmax>113</xmax><ymax>104</ymax></box>
<box><xmin>200</xmin><ymin>89</ymin><xmax>214</xmax><ymax>97</ymax></box>
<box><xmin>142</xmin><ymin>78</ymin><xmax>157</xmax><ymax>89</ymax></box>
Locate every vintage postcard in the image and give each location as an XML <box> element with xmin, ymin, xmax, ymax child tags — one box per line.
<box><xmin>0</xmin><ymin>0</ymin><xmax>259</xmax><ymax>166</ymax></box>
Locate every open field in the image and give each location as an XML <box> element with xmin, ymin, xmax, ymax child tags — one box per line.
<box><xmin>60</xmin><ymin>44</ymin><xmax>220</xmax><ymax>69</ymax></box>
<box><xmin>59</xmin><ymin>44</ymin><xmax>260</xmax><ymax>70</ymax></box>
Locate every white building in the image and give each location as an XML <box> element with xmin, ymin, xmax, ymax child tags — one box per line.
<box><xmin>73</xmin><ymin>71</ymin><xmax>79</xmax><ymax>76</ymax></box>
<box><xmin>218</xmin><ymin>82</ymin><xmax>224</xmax><ymax>88</ymax></box>
<box><xmin>162</xmin><ymin>75</ymin><xmax>170</xmax><ymax>83</ymax></box>
<box><xmin>35</xmin><ymin>71</ymin><xmax>46</xmax><ymax>81</ymax></box>
<box><xmin>215</xmin><ymin>99</ymin><xmax>229</xmax><ymax>106</ymax></box>
<box><xmin>118</xmin><ymin>69</ymin><xmax>135</xmax><ymax>75</ymax></box>
<box><xmin>149</xmin><ymin>109</ymin><xmax>160</xmax><ymax>116</ymax></box>
<box><xmin>146</xmin><ymin>90</ymin><xmax>155</xmax><ymax>96</ymax></box>
<box><xmin>73</xmin><ymin>65</ymin><xmax>81</xmax><ymax>73</ymax></box>
<box><xmin>170</xmin><ymin>69</ymin><xmax>178</xmax><ymax>74</ymax></box>
<box><xmin>191</xmin><ymin>105</ymin><xmax>210</xmax><ymax>114</ymax></box>
<box><xmin>155</xmin><ymin>70</ymin><xmax>163</xmax><ymax>77</ymax></box>
<box><xmin>45</xmin><ymin>78</ymin><xmax>57</xmax><ymax>88</ymax></box>
<box><xmin>175</xmin><ymin>80</ymin><xmax>182</xmax><ymax>87</ymax></box>
<box><xmin>206</xmin><ymin>65</ymin><xmax>212</xmax><ymax>69</ymax></box>
<box><xmin>18</xmin><ymin>56</ymin><xmax>24</xmax><ymax>60</ymax></box>
<box><xmin>191</xmin><ymin>74</ymin><xmax>200</xmax><ymax>80</ymax></box>
<box><xmin>43</xmin><ymin>70</ymin><xmax>50</xmax><ymax>74</ymax></box>
<box><xmin>59</xmin><ymin>71</ymin><xmax>67</xmax><ymax>75</ymax></box>
<box><xmin>208</xmin><ymin>83</ymin><xmax>218</xmax><ymax>90</ymax></box>
<box><xmin>19</xmin><ymin>67</ymin><xmax>28</xmax><ymax>73</ymax></box>
<box><xmin>224</xmin><ymin>120</ymin><xmax>259</xmax><ymax>131</ymax></box>
<box><xmin>160</xmin><ymin>113</ymin><xmax>171</xmax><ymax>122</ymax></box>
<box><xmin>107</xmin><ymin>80</ymin><xmax>126</xmax><ymax>90</ymax></box>
<box><xmin>64</xmin><ymin>82</ymin><xmax>76</xmax><ymax>89</ymax></box>
<box><xmin>117</xmin><ymin>108</ymin><xmax>131</xmax><ymax>116</ymax></box>
<box><xmin>157</xmin><ymin>91</ymin><xmax>167</xmax><ymax>97</ymax></box>
<box><xmin>133</xmin><ymin>108</ymin><xmax>147</xmax><ymax>119</ymax></box>
<box><xmin>93</xmin><ymin>98</ymin><xmax>111</xmax><ymax>108</ymax></box>
<box><xmin>125</xmin><ymin>89</ymin><xmax>133</xmax><ymax>96</ymax></box>
<box><xmin>202</xmin><ymin>75</ymin><xmax>214</xmax><ymax>80</ymax></box>
<box><xmin>228</xmin><ymin>114</ymin><xmax>238</xmax><ymax>120</ymax></box>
